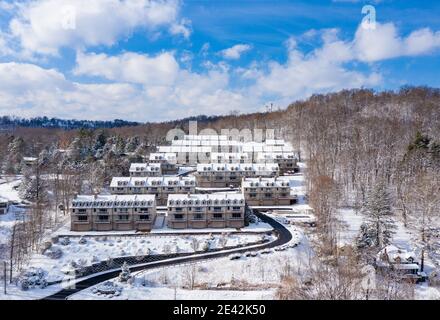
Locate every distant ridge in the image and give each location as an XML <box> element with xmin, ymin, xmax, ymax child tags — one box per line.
<box><xmin>0</xmin><ymin>116</ymin><xmax>140</xmax><ymax>130</ymax></box>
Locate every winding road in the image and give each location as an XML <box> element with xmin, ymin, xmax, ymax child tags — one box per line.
<box><xmin>43</xmin><ymin>210</ymin><xmax>292</xmax><ymax>300</ymax></box>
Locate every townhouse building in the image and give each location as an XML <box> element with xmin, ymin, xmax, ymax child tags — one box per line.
<box><xmin>110</xmin><ymin>176</ymin><xmax>196</xmax><ymax>205</ymax></box>
<box><xmin>148</xmin><ymin>152</ymin><xmax>178</xmax><ymax>174</ymax></box>
<box><xmin>195</xmin><ymin>163</ymin><xmax>280</xmax><ymax>188</ymax></box>
<box><xmin>241</xmin><ymin>177</ymin><xmax>297</xmax><ymax>206</ymax></box>
<box><xmin>129</xmin><ymin>163</ymin><xmax>162</xmax><ymax>177</ymax></box>
<box><xmin>256</xmin><ymin>152</ymin><xmax>299</xmax><ymax>173</ymax></box>
<box><xmin>70</xmin><ymin>194</ymin><xmax>157</xmax><ymax>232</ymax></box>
<box><xmin>167</xmin><ymin>193</ymin><xmax>245</xmax><ymax>229</ymax></box>
<box><xmin>210</xmin><ymin>152</ymin><xmax>249</xmax><ymax>163</ymax></box>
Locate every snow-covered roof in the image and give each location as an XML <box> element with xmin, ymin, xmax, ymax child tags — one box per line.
<box><xmin>182</xmin><ymin>135</ymin><xmax>228</xmax><ymax>141</ymax></box>
<box><xmin>148</xmin><ymin>153</ymin><xmax>177</xmax><ymax>161</ymax></box>
<box><xmin>242</xmin><ymin>177</ymin><xmax>290</xmax><ymax>188</ymax></box>
<box><xmin>72</xmin><ymin>194</ymin><xmax>156</xmax><ymax>208</ymax></box>
<box><xmin>110</xmin><ymin>176</ymin><xmax>196</xmax><ymax>188</ymax></box>
<box><xmin>256</xmin><ymin>152</ymin><xmax>296</xmax><ymax>160</ymax></box>
<box><xmin>167</xmin><ymin>193</ymin><xmax>244</xmax><ymax>206</ymax></box>
<box><xmin>158</xmin><ymin>146</ymin><xmax>212</xmax><ymax>153</ymax></box>
<box><xmin>265</xmin><ymin>139</ymin><xmax>286</xmax><ymax>146</ymax></box>
<box><xmin>377</xmin><ymin>245</ymin><xmax>418</xmax><ymax>264</ymax></box>
<box><xmin>129</xmin><ymin>163</ymin><xmax>161</xmax><ymax>173</ymax></box>
<box><xmin>196</xmin><ymin>163</ymin><xmax>279</xmax><ymax>173</ymax></box>
<box><xmin>210</xmin><ymin>152</ymin><xmax>249</xmax><ymax>160</ymax></box>
<box><xmin>0</xmin><ymin>196</ymin><xmax>9</xmax><ymax>203</ymax></box>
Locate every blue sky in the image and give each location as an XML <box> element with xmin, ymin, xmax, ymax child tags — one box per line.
<box><xmin>0</xmin><ymin>0</ymin><xmax>440</xmax><ymax>122</ymax></box>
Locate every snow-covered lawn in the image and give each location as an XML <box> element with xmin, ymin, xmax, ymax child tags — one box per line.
<box><xmin>23</xmin><ymin>233</ymin><xmax>272</xmax><ymax>283</ymax></box>
<box><xmin>337</xmin><ymin>206</ymin><xmax>440</xmax><ymax>299</ymax></box>
<box><xmin>68</xmin><ymin>226</ymin><xmax>308</xmax><ymax>300</ymax></box>
<box><xmin>0</xmin><ymin>177</ymin><xmax>24</xmax><ymax>258</ymax></box>
<box><xmin>0</xmin><ymin>176</ymin><xmax>22</xmax><ymax>202</ymax></box>
<box><xmin>54</xmin><ymin>221</ymin><xmax>274</xmax><ymax>237</ymax></box>
<box><xmin>70</xmin><ymin>283</ymin><xmax>275</xmax><ymax>300</ymax></box>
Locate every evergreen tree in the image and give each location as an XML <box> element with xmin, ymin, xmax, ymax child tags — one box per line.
<box><xmin>359</xmin><ymin>182</ymin><xmax>396</xmax><ymax>248</ymax></box>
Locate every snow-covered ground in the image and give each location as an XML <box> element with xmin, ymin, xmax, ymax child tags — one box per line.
<box><xmin>69</xmin><ymin>226</ymin><xmax>307</xmax><ymax>300</ymax></box>
<box><xmin>70</xmin><ymin>284</ymin><xmax>274</xmax><ymax>300</ymax></box>
<box><xmin>54</xmin><ymin>221</ymin><xmax>274</xmax><ymax>237</ymax></box>
<box><xmin>67</xmin><ymin>163</ymin><xmax>312</xmax><ymax>300</ymax></box>
<box><xmin>337</xmin><ymin>205</ymin><xmax>440</xmax><ymax>299</ymax></box>
<box><xmin>23</xmin><ymin>233</ymin><xmax>272</xmax><ymax>283</ymax></box>
<box><xmin>0</xmin><ymin>177</ymin><xmax>24</xmax><ymax>258</ymax></box>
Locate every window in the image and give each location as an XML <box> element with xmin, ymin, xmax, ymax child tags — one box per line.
<box><xmin>231</xmin><ymin>213</ymin><xmax>242</xmax><ymax>219</ymax></box>
<box><xmin>77</xmin><ymin>216</ymin><xmax>88</xmax><ymax>221</ymax></box>
<box><xmin>174</xmin><ymin>214</ymin><xmax>184</xmax><ymax>220</ymax></box>
<box><xmin>213</xmin><ymin>213</ymin><xmax>223</xmax><ymax>220</ymax></box>
<box><xmin>193</xmin><ymin>213</ymin><xmax>203</xmax><ymax>220</ymax></box>
<box><xmin>194</xmin><ymin>207</ymin><xmax>202</xmax><ymax>212</ymax></box>
<box><xmin>139</xmin><ymin>215</ymin><xmax>150</xmax><ymax>221</ymax></box>
<box><xmin>213</xmin><ymin>206</ymin><xmax>222</xmax><ymax>212</ymax></box>
<box><xmin>78</xmin><ymin>209</ymin><xmax>87</xmax><ymax>213</ymax></box>
<box><xmin>264</xmin><ymin>193</ymin><xmax>272</xmax><ymax>198</ymax></box>
<box><xmin>139</xmin><ymin>208</ymin><xmax>149</xmax><ymax>213</ymax></box>
<box><xmin>98</xmin><ymin>215</ymin><xmax>109</xmax><ymax>221</ymax></box>
<box><xmin>249</xmin><ymin>193</ymin><xmax>257</xmax><ymax>198</ymax></box>
<box><xmin>232</xmin><ymin>206</ymin><xmax>241</xmax><ymax>211</ymax></box>
<box><xmin>175</xmin><ymin>207</ymin><xmax>183</xmax><ymax>212</ymax></box>
<box><xmin>118</xmin><ymin>215</ymin><xmax>129</xmax><ymax>221</ymax></box>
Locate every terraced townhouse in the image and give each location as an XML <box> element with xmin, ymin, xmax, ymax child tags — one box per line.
<box><xmin>241</xmin><ymin>177</ymin><xmax>297</xmax><ymax>206</ymax></box>
<box><xmin>70</xmin><ymin>194</ymin><xmax>157</xmax><ymax>232</ymax></box>
<box><xmin>129</xmin><ymin>163</ymin><xmax>162</xmax><ymax>177</ymax></box>
<box><xmin>110</xmin><ymin>176</ymin><xmax>196</xmax><ymax>205</ymax></box>
<box><xmin>195</xmin><ymin>163</ymin><xmax>280</xmax><ymax>188</ymax></box>
<box><xmin>167</xmin><ymin>193</ymin><xmax>245</xmax><ymax>229</ymax></box>
<box><xmin>256</xmin><ymin>152</ymin><xmax>299</xmax><ymax>173</ymax></box>
<box><xmin>148</xmin><ymin>152</ymin><xmax>178</xmax><ymax>174</ymax></box>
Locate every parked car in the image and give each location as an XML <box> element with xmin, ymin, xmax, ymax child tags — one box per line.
<box><xmin>229</xmin><ymin>253</ymin><xmax>242</xmax><ymax>260</ymax></box>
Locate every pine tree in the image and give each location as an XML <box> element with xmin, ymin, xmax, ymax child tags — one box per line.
<box><xmin>360</xmin><ymin>182</ymin><xmax>396</xmax><ymax>248</ymax></box>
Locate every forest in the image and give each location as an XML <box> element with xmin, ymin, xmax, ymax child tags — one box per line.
<box><xmin>1</xmin><ymin>86</ymin><xmax>439</xmax><ymax>299</ymax></box>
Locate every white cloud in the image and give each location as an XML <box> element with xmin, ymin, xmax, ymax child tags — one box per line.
<box><xmin>3</xmin><ymin>20</ymin><xmax>440</xmax><ymax>122</ymax></box>
<box><xmin>220</xmin><ymin>44</ymin><xmax>252</xmax><ymax>60</ymax></box>
<box><xmin>74</xmin><ymin>51</ymin><xmax>179</xmax><ymax>86</ymax></box>
<box><xmin>169</xmin><ymin>18</ymin><xmax>192</xmax><ymax>39</ymax></box>
<box><xmin>354</xmin><ymin>22</ymin><xmax>440</xmax><ymax>62</ymax></box>
<box><xmin>246</xmin><ymin>30</ymin><xmax>381</xmax><ymax>105</ymax></box>
<box><xmin>0</xmin><ymin>57</ymin><xmax>255</xmax><ymax>121</ymax></box>
<box><xmin>7</xmin><ymin>0</ymin><xmax>188</xmax><ymax>56</ymax></box>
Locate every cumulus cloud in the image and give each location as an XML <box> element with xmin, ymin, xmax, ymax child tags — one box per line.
<box><xmin>220</xmin><ymin>44</ymin><xmax>252</xmax><ymax>60</ymax></box>
<box><xmin>354</xmin><ymin>22</ymin><xmax>440</xmax><ymax>62</ymax></box>
<box><xmin>74</xmin><ymin>51</ymin><xmax>179</xmax><ymax>86</ymax></box>
<box><xmin>7</xmin><ymin>0</ymin><xmax>188</xmax><ymax>56</ymax></box>
<box><xmin>2</xmin><ymin>16</ymin><xmax>440</xmax><ymax>122</ymax></box>
<box><xmin>0</xmin><ymin>57</ymin><xmax>255</xmax><ymax>121</ymax></box>
<box><xmin>247</xmin><ymin>32</ymin><xmax>381</xmax><ymax>104</ymax></box>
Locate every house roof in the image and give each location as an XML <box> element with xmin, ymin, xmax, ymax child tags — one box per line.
<box><xmin>72</xmin><ymin>194</ymin><xmax>156</xmax><ymax>208</ymax></box>
<box><xmin>110</xmin><ymin>176</ymin><xmax>195</xmax><ymax>188</ymax></box>
<box><xmin>242</xmin><ymin>177</ymin><xmax>290</xmax><ymax>188</ymax></box>
<box><xmin>167</xmin><ymin>192</ymin><xmax>244</xmax><ymax>206</ymax></box>
<box><xmin>196</xmin><ymin>163</ymin><xmax>279</xmax><ymax>172</ymax></box>
<box><xmin>129</xmin><ymin>163</ymin><xmax>161</xmax><ymax>172</ymax></box>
